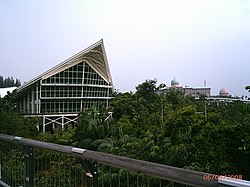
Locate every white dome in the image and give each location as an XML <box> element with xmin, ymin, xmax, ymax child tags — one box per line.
<box><xmin>171</xmin><ymin>77</ymin><xmax>179</xmax><ymax>86</ymax></box>
<box><xmin>219</xmin><ymin>87</ymin><xmax>229</xmax><ymax>96</ymax></box>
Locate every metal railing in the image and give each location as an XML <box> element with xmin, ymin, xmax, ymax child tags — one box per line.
<box><xmin>0</xmin><ymin>133</ymin><xmax>249</xmax><ymax>187</ymax></box>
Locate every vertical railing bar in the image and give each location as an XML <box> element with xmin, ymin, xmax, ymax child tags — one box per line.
<box><xmin>118</xmin><ymin>173</ymin><xmax>121</xmax><ymax>187</ymax></box>
<box><xmin>0</xmin><ymin>143</ymin><xmax>1</xmax><ymax>181</ymax></box>
<box><xmin>14</xmin><ymin>144</ymin><xmax>17</xmax><ymax>187</ymax></box>
<box><xmin>39</xmin><ymin>151</ymin><xmax>41</xmax><ymax>187</ymax></box>
<box><xmin>34</xmin><ymin>150</ymin><xmax>37</xmax><ymax>187</ymax></box>
<box><xmin>33</xmin><ymin>148</ymin><xmax>35</xmax><ymax>187</ymax></box>
<box><xmin>59</xmin><ymin>160</ymin><xmax>61</xmax><ymax>187</ymax></box>
<box><xmin>1</xmin><ymin>139</ymin><xmax>5</xmax><ymax>185</ymax></box>
<box><xmin>25</xmin><ymin>146</ymin><xmax>34</xmax><ymax>187</ymax></box>
<box><xmin>21</xmin><ymin>146</ymin><xmax>24</xmax><ymax>187</ymax></box>
<box><xmin>35</xmin><ymin>152</ymin><xmax>39</xmax><ymax>187</ymax></box>
<box><xmin>53</xmin><ymin>156</ymin><xmax>57</xmax><ymax>187</ymax></box>
<box><xmin>74</xmin><ymin>165</ymin><xmax>76</xmax><ymax>187</ymax></box>
<box><xmin>4</xmin><ymin>142</ymin><xmax>6</xmax><ymax>185</ymax></box>
<box><xmin>127</xmin><ymin>171</ymin><xmax>129</xmax><ymax>187</ymax></box>
<box><xmin>68</xmin><ymin>156</ymin><xmax>69</xmax><ymax>187</ymax></box>
<box><xmin>15</xmin><ymin>144</ymin><xmax>18</xmax><ymax>186</ymax></box>
<box><xmin>49</xmin><ymin>152</ymin><xmax>55</xmax><ymax>186</ymax></box>
<box><xmin>50</xmin><ymin>152</ymin><xmax>52</xmax><ymax>187</ymax></box>
<box><xmin>8</xmin><ymin>143</ymin><xmax>10</xmax><ymax>186</ymax></box>
<box><xmin>4</xmin><ymin>142</ymin><xmax>6</xmax><ymax>184</ymax></box>
<box><xmin>0</xmin><ymin>150</ymin><xmax>1</xmax><ymax>183</ymax></box>
<box><xmin>136</xmin><ymin>172</ymin><xmax>139</xmax><ymax>187</ymax></box>
<box><xmin>86</xmin><ymin>173</ymin><xmax>89</xmax><ymax>187</ymax></box>
<box><xmin>1</xmin><ymin>141</ymin><xmax>3</xmax><ymax>183</ymax></box>
<box><xmin>10</xmin><ymin>143</ymin><xmax>11</xmax><ymax>186</ymax></box>
<box><xmin>80</xmin><ymin>165</ymin><xmax>83</xmax><ymax>187</ymax></box>
<box><xmin>4</xmin><ymin>141</ymin><xmax>7</xmax><ymax>186</ymax></box>
<box><xmin>50</xmin><ymin>154</ymin><xmax>52</xmax><ymax>187</ymax></box>
<box><xmin>0</xmin><ymin>141</ymin><xmax>2</xmax><ymax>182</ymax></box>
<box><xmin>36</xmin><ymin>150</ymin><xmax>39</xmax><ymax>187</ymax></box>
<box><xmin>47</xmin><ymin>153</ymin><xmax>50</xmax><ymax>187</ymax></box>
<box><xmin>44</xmin><ymin>153</ymin><xmax>48</xmax><ymax>186</ymax></box>
<box><xmin>63</xmin><ymin>156</ymin><xmax>65</xmax><ymax>187</ymax></box>
<box><xmin>9</xmin><ymin>143</ymin><xmax>11</xmax><ymax>187</ymax></box>
<box><xmin>2</xmin><ymin>151</ymin><xmax>3</xmax><ymax>184</ymax></box>
<box><xmin>109</xmin><ymin>166</ymin><xmax>112</xmax><ymax>187</ymax></box>
<box><xmin>53</xmin><ymin>167</ymin><xmax>55</xmax><ymax>187</ymax></box>
<box><xmin>64</xmin><ymin>156</ymin><xmax>66</xmax><ymax>186</ymax></box>
<box><xmin>17</xmin><ymin>160</ymin><xmax>19</xmax><ymax>187</ymax></box>
<box><xmin>93</xmin><ymin>162</ymin><xmax>98</xmax><ymax>187</ymax></box>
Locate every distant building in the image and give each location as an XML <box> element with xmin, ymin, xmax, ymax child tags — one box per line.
<box><xmin>17</xmin><ymin>40</ymin><xmax>114</xmax><ymax>131</ymax></box>
<box><xmin>158</xmin><ymin>77</ymin><xmax>211</xmax><ymax>97</ymax></box>
<box><xmin>183</xmin><ymin>86</ymin><xmax>211</xmax><ymax>97</ymax></box>
<box><xmin>206</xmin><ymin>96</ymin><xmax>250</xmax><ymax>105</ymax></box>
<box><xmin>219</xmin><ymin>87</ymin><xmax>230</xmax><ymax>97</ymax></box>
<box><xmin>179</xmin><ymin>78</ymin><xmax>211</xmax><ymax>97</ymax></box>
<box><xmin>203</xmin><ymin>86</ymin><xmax>250</xmax><ymax>105</ymax></box>
<box><xmin>171</xmin><ymin>77</ymin><xmax>181</xmax><ymax>88</ymax></box>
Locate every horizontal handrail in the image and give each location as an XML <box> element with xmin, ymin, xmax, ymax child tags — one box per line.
<box><xmin>0</xmin><ymin>133</ymin><xmax>248</xmax><ymax>187</ymax></box>
<box><xmin>0</xmin><ymin>180</ymin><xmax>11</xmax><ymax>187</ymax></box>
<box><xmin>219</xmin><ymin>178</ymin><xmax>250</xmax><ymax>187</ymax></box>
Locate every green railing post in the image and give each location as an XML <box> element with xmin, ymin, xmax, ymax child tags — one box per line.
<box><xmin>24</xmin><ymin>146</ymin><xmax>34</xmax><ymax>187</ymax></box>
<box><xmin>169</xmin><ymin>181</ymin><xmax>174</xmax><ymax>187</ymax></box>
<box><xmin>92</xmin><ymin>162</ymin><xmax>98</xmax><ymax>187</ymax></box>
<box><xmin>77</xmin><ymin>157</ymin><xmax>98</xmax><ymax>187</ymax></box>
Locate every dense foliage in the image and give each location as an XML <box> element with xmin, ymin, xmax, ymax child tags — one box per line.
<box><xmin>1</xmin><ymin>79</ymin><xmax>250</xmax><ymax>183</ymax></box>
<box><xmin>246</xmin><ymin>86</ymin><xmax>250</xmax><ymax>92</ymax></box>
<box><xmin>0</xmin><ymin>75</ymin><xmax>21</xmax><ymax>88</ymax></box>
<box><xmin>0</xmin><ymin>90</ymin><xmax>39</xmax><ymax>137</ymax></box>
<box><xmin>75</xmin><ymin>80</ymin><xmax>250</xmax><ymax>180</ymax></box>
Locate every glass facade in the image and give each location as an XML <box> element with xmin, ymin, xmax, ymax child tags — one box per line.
<box><xmin>39</xmin><ymin>61</ymin><xmax>112</xmax><ymax>113</ymax></box>
<box><xmin>42</xmin><ymin>62</ymin><xmax>108</xmax><ymax>86</ymax></box>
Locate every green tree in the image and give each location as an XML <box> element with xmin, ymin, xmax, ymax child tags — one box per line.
<box><xmin>74</xmin><ymin>110</ymin><xmax>117</xmax><ymax>150</ymax></box>
<box><xmin>135</xmin><ymin>79</ymin><xmax>158</xmax><ymax>103</ymax></box>
<box><xmin>0</xmin><ymin>76</ymin><xmax>21</xmax><ymax>88</ymax></box>
<box><xmin>0</xmin><ymin>89</ymin><xmax>18</xmax><ymax>112</ymax></box>
<box><xmin>245</xmin><ymin>86</ymin><xmax>250</xmax><ymax>92</ymax></box>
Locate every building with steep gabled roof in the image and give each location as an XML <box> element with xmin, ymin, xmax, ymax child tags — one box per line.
<box><xmin>17</xmin><ymin>40</ymin><xmax>114</xmax><ymax>131</ymax></box>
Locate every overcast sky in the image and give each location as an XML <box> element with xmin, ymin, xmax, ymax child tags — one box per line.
<box><xmin>0</xmin><ymin>0</ymin><xmax>250</xmax><ymax>96</ymax></box>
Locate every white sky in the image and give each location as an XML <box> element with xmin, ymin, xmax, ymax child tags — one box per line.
<box><xmin>0</xmin><ymin>0</ymin><xmax>250</xmax><ymax>96</ymax></box>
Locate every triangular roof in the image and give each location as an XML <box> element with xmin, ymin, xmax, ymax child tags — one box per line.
<box><xmin>17</xmin><ymin>39</ymin><xmax>113</xmax><ymax>93</ymax></box>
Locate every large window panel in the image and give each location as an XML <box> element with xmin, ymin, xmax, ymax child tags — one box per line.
<box><xmin>42</xmin><ymin>62</ymin><xmax>84</xmax><ymax>85</ymax></box>
<box><xmin>83</xmin><ymin>62</ymin><xmax>108</xmax><ymax>85</ymax></box>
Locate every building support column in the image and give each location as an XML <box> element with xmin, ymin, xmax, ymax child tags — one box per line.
<box><xmin>36</xmin><ymin>83</ymin><xmax>39</xmax><ymax>113</ymax></box>
<box><xmin>23</xmin><ymin>97</ymin><xmax>26</xmax><ymax>113</ymax></box>
<box><xmin>31</xmin><ymin>89</ymin><xmax>35</xmax><ymax>113</ymax></box>
<box><xmin>42</xmin><ymin>116</ymin><xmax>46</xmax><ymax>132</ymax></box>
<box><xmin>27</xmin><ymin>92</ymin><xmax>30</xmax><ymax>113</ymax></box>
<box><xmin>62</xmin><ymin>116</ymin><xmax>65</xmax><ymax>130</ymax></box>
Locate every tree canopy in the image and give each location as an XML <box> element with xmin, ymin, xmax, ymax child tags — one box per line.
<box><xmin>1</xmin><ymin>78</ymin><xmax>250</xmax><ymax>180</ymax></box>
<box><xmin>0</xmin><ymin>75</ymin><xmax>21</xmax><ymax>88</ymax></box>
<box><xmin>246</xmin><ymin>86</ymin><xmax>250</xmax><ymax>92</ymax></box>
